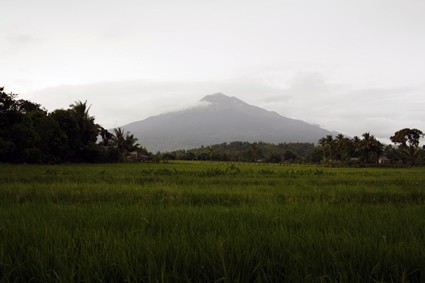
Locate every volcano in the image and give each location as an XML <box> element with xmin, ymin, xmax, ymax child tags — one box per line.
<box><xmin>120</xmin><ymin>93</ymin><xmax>335</xmax><ymax>151</ymax></box>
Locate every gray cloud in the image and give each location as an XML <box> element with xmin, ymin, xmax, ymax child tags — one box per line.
<box><xmin>6</xmin><ymin>34</ymin><xmax>39</xmax><ymax>45</ymax></box>
<box><xmin>261</xmin><ymin>95</ymin><xmax>293</xmax><ymax>103</ymax></box>
<box><xmin>248</xmin><ymin>72</ymin><xmax>425</xmax><ymax>142</ymax></box>
<box><xmin>25</xmin><ymin>80</ymin><xmax>289</xmax><ymax>128</ymax></box>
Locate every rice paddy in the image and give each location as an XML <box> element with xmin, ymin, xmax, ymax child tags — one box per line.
<box><xmin>0</xmin><ymin>162</ymin><xmax>424</xmax><ymax>282</ymax></box>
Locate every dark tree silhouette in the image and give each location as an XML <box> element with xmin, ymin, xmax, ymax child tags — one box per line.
<box><xmin>390</xmin><ymin>128</ymin><xmax>424</xmax><ymax>165</ymax></box>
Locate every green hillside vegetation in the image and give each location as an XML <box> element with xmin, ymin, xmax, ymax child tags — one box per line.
<box><xmin>1</xmin><ymin>162</ymin><xmax>424</xmax><ymax>282</ymax></box>
<box><xmin>166</xmin><ymin>141</ymin><xmax>316</xmax><ymax>162</ymax></box>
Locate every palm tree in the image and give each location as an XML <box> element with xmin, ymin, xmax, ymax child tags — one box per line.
<box><xmin>70</xmin><ymin>100</ymin><xmax>93</xmax><ymax>123</ymax></box>
<box><xmin>124</xmin><ymin>132</ymin><xmax>140</xmax><ymax>152</ymax></box>
<box><xmin>113</xmin><ymin>128</ymin><xmax>127</xmax><ymax>154</ymax></box>
<box><xmin>318</xmin><ymin>135</ymin><xmax>334</xmax><ymax>161</ymax></box>
<box><xmin>351</xmin><ymin>136</ymin><xmax>361</xmax><ymax>158</ymax></box>
<box><xmin>360</xmin><ymin>133</ymin><xmax>372</xmax><ymax>163</ymax></box>
<box><xmin>69</xmin><ymin>100</ymin><xmax>99</xmax><ymax>146</ymax></box>
<box><xmin>112</xmin><ymin>128</ymin><xmax>140</xmax><ymax>155</ymax></box>
<box><xmin>335</xmin><ymin>134</ymin><xmax>352</xmax><ymax>161</ymax></box>
<box><xmin>99</xmin><ymin>127</ymin><xmax>114</xmax><ymax>147</ymax></box>
<box><xmin>360</xmin><ymin>133</ymin><xmax>383</xmax><ymax>164</ymax></box>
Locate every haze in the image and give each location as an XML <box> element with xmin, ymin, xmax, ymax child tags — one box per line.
<box><xmin>2</xmin><ymin>0</ymin><xmax>425</xmax><ymax>142</ymax></box>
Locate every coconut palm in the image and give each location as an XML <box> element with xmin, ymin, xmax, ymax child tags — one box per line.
<box><xmin>318</xmin><ymin>135</ymin><xmax>334</xmax><ymax>161</ymax></box>
<box><xmin>112</xmin><ymin>128</ymin><xmax>140</xmax><ymax>155</ymax></box>
<box><xmin>334</xmin><ymin>134</ymin><xmax>352</xmax><ymax>161</ymax></box>
<box><xmin>360</xmin><ymin>132</ymin><xmax>382</xmax><ymax>164</ymax></box>
<box><xmin>124</xmin><ymin>132</ymin><xmax>140</xmax><ymax>152</ymax></box>
<box><xmin>113</xmin><ymin>128</ymin><xmax>126</xmax><ymax>153</ymax></box>
<box><xmin>69</xmin><ymin>100</ymin><xmax>99</xmax><ymax>146</ymax></box>
<box><xmin>351</xmin><ymin>136</ymin><xmax>361</xmax><ymax>158</ymax></box>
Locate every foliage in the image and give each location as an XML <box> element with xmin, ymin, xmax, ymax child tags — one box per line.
<box><xmin>318</xmin><ymin>133</ymin><xmax>385</xmax><ymax>166</ymax></box>
<box><xmin>390</xmin><ymin>128</ymin><xmax>424</xmax><ymax>165</ymax></box>
<box><xmin>168</xmin><ymin>141</ymin><xmax>315</xmax><ymax>163</ymax></box>
<box><xmin>0</xmin><ymin>87</ymin><xmax>148</xmax><ymax>163</ymax></box>
<box><xmin>316</xmin><ymin>130</ymin><xmax>425</xmax><ymax>167</ymax></box>
<box><xmin>112</xmin><ymin>128</ymin><xmax>141</xmax><ymax>155</ymax></box>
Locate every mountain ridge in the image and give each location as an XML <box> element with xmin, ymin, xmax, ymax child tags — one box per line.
<box><xmin>120</xmin><ymin>93</ymin><xmax>336</xmax><ymax>152</ymax></box>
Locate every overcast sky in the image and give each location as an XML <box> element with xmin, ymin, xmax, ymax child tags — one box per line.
<box><xmin>2</xmin><ymin>0</ymin><xmax>425</xmax><ymax>142</ymax></box>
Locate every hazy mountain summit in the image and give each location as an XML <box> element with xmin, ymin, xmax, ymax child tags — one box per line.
<box><xmin>120</xmin><ymin>93</ymin><xmax>335</xmax><ymax>152</ymax></box>
<box><xmin>201</xmin><ymin>93</ymin><xmax>245</xmax><ymax>105</ymax></box>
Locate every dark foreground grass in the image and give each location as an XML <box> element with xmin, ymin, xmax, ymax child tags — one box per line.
<box><xmin>0</xmin><ymin>162</ymin><xmax>424</xmax><ymax>282</ymax></box>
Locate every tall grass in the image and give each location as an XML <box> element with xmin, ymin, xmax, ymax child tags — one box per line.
<box><xmin>0</xmin><ymin>162</ymin><xmax>424</xmax><ymax>282</ymax></box>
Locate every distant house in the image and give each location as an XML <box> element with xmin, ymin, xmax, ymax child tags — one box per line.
<box><xmin>378</xmin><ymin>156</ymin><xmax>390</xmax><ymax>164</ymax></box>
<box><xmin>126</xmin><ymin>151</ymin><xmax>140</xmax><ymax>161</ymax></box>
<box><xmin>126</xmin><ymin>151</ymin><xmax>151</xmax><ymax>162</ymax></box>
<box><xmin>140</xmin><ymin>154</ymin><xmax>151</xmax><ymax>161</ymax></box>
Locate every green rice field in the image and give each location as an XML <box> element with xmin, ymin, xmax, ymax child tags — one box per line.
<box><xmin>0</xmin><ymin>162</ymin><xmax>424</xmax><ymax>282</ymax></box>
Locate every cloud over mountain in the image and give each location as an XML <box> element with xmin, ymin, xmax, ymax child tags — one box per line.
<box><xmin>120</xmin><ymin>93</ymin><xmax>336</xmax><ymax>152</ymax></box>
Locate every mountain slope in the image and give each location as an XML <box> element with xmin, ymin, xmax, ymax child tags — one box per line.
<box><xmin>120</xmin><ymin>93</ymin><xmax>335</xmax><ymax>152</ymax></box>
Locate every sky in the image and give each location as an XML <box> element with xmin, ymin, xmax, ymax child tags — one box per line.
<box><xmin>2</xmin><ymin>0</ymin><xmax>425</xmax><ymax>143</ymax></box>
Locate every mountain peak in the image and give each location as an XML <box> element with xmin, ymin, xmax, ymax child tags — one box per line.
<box><xmin>201</xmin><ymin>93</ymin><xmax>245</xmax><ymax>104</ymax></box>
<box><xmin>120</xmin><ymin>93</ymin><xmax>336</xmax><ymax>151</ymax></box>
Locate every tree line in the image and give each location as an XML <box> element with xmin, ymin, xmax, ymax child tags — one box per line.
<box><xmin>162</xmin><ymin>141</ymin><xmax>315</xmax><ymax>163</ymax></box>
<box><xmin>1</xmin><ymin>87</ymin><xmax>424</xmax><ymax>166</ymax></box>
<box><xmin>159</xmin><ymin>130</ymin><xmax>425</xmax><ymax>166</ymax></box>
<box><xmin>316</xmin><ymin>130</ymin><xmax>425</xmax><ymax>166</ymax></box>
<box><xmin>0</xmin><ymin>87</ymin><xmax>147</xmax><ymax>163</ymax></box>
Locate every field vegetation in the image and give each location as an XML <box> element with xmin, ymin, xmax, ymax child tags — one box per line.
<box><xmin>1</xmin><ymin>161</ymin><xmax>424</xmax><ymax>282</ymax></box>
